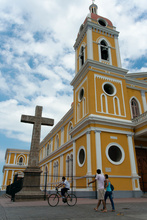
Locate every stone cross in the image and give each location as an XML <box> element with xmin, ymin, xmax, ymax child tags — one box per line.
<box><xmin>21</xmin><ymin>106</ymin><xmax>54</xmax><ymax>168</ymax></box>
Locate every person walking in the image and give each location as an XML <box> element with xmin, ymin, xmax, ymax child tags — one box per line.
<box><xmin>104</xmin><ymin>174</ymin><xmax>115</xmax><ymax>212</ymax></box>
<box><xmin>88</xmin><ymin>169</ymin><xmax>107</xmax><ymax>212</ymax></box>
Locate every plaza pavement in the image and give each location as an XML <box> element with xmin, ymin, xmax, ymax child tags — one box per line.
<box><xmin>0</xmin><ymin>195</ymin><xmax>147</xmax><ymax>220</ymax></box>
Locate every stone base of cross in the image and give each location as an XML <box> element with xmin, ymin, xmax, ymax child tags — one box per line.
<box><xmin>15</xmin><ymin>106</ymin><xmax>54</xmax><ymax>201</ymax></box>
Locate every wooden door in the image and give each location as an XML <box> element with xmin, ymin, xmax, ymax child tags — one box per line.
<box><xmin>136</xmin><ymin>148</ymin><xmax>147</xmax><ymax>192</ymax></box>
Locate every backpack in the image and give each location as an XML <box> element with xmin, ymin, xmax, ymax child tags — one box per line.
<box><xmin>110</xmin><ymin>184</ymin><xmax>114</xmax><ymax>191</ymax></box>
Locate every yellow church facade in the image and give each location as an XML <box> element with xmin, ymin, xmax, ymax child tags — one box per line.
<box><xmin>39</xmin><ymin>3</ymin><xmax>147</xmax><ymax>198</ymax></box>
<box><xmin>2</xmin><ymin>149</ymin><xmax>29</xmax><ymax>191</ymax></box>
<box><xmin>2</xmin><ymin>3</ymin><xmax>147</xmax><ymax>198</ymax></box>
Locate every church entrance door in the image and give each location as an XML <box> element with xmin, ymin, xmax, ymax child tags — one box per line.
<box><xmin>136</xmin><ymin>148</ymin><xmax>147</xmax><ymax>192</ymax></box>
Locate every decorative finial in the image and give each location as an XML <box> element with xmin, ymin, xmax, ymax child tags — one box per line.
<box><xmin>89</xmin><ymin>0</ymin><xmax>98</xmax><ymax>14</ymax></box>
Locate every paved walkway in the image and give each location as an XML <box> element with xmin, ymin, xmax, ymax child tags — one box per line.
<box><xmin>0</xmin><ymin>196</ymin><xmax>147</xmax><ymax>220</ymax></box>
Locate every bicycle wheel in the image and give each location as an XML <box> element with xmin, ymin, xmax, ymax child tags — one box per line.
<box><xmin>48</xmin><ymin>194</ymin><xmax>59</xmax><ymax>207</ymax></box>
<box><xmin>67</xmin><ymin>194</ymin><xmax>77</xmax><ymax>206</ymax></box>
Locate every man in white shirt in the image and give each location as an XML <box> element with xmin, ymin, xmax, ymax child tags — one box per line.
<box><xmin>57</xmin><ymin>176</ymin><xmax>70</xmax><ymax>198</ymax></box>
<box><xmin>88</xmin><ymin>169</ymin><xmax>107</xmax><ymax>212</ymax></box>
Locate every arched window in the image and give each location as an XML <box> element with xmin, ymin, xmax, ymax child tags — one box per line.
<box><xmin>66</xmin><ymin>155</ymin><xmax>70</xmax><ymax>178</ymax></box>
<box><xmin>79</xmin><ymin>46</ymin><xmax>85</xmax><ymax>68</ymax></box>
<box><xmin>49</xmin><ymin>144</ymin><xmax>52</xmax><ymax>154</ymax></box>
<box><xmin>100</xmin><ymin>40</ymin><xmax>109</xmax><ymax>61</ymax></box>
<box><xmin>67</xmin><ymin>122</ymin><xmax>73</xmax><ymax>141</ymax></box>
<box><xmin>55</xmin><ymin>134</ymin><xmax>59</xmax><ymax>150</ymax></box>
<box><xmin>131</xmin><ymin>98</ymin><xmax>140</xmax><ymax>119</ymax></box>
<box><xmin>53</xmin><ymin>161</ymin><xmax>59</xmax><ymax>181</ymax></box>
<box><xmin>69</xmin><ymin>154</ymin><xmax>73</xmax><ymax>178</ymax></box>
<box><xmin>19</xmin><ymin>157</ymin><xmax>23</xmax><ymax>165</ymax></box>
<box><xmin>47</xmin><ymin>144</ymin><xmax>49</xmax><ymax>156</ymax></box>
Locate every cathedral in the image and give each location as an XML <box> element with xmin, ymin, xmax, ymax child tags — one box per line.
<box><xmin>2</xmin><ymin>2</ymin><xmax>147</xmax><ymax>198</ymax></box>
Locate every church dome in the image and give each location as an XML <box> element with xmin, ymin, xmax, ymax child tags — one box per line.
<box><xmin>87</xmin><ymin>2</ymin><xmax>113</xmax><ymax>27</ymax></box>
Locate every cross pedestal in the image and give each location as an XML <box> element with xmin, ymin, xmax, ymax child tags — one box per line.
<box><xmin>15</xmin><ymin>106</ymin><xmax>54</xmax><ymax>201</ymax></box>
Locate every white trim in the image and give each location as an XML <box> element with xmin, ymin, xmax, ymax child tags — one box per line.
<box><xmin>8</xmin><ymin>153</ymin><xmax>11</xmax><ymax>164</ymax></box>
<box><xmin>87</xmin><ymin>27</ymin><xmax>93</xmax><ymax>60</ymax></box>
<box><xmin>114</xmin><ymin>36</ymin><xmax>122</xmax><ymax>67</ymax></box>
<box><xmin>14</xmin><ymin>153</ymin><xmax>16</xmax><ymax>165</ymax></box>
<box><xmin>102</xmin><ymin>82</ymin><xmax>116</xmax><ymax>96</ymax></box>
<box><xmin>101</xmin><ymin>93</ymin><xmax>108</xmax><ymax>113</ymax></box>
<box><xmin>113</xmin><ymin>96</ymin><xmax>121</xmax><ymax>116</ymax></box>
<box><xmin>61</xmin><ymin>127</ymin><xmax>64</xmax><ymax>146</ymax></box>
<box><xmin>141</xmin><ymin>90</ymin><xmax>147</xmax><ymax>112</ymax></box>
<box><xmin>4</xmin><ymin>170</ymin><xmax>8</xmax><ymax>186</ymax></box>
<box><xmin>86</xmin><ymin>132</ymin><xmax>92</xmax><ymax>175</ymax></box>
<box><xmin>95</xmin><ymin>131</ymin><xmax>102</xmax><ymax>171</ymax></box>
<box><xmin>106</xmin><ymin>143</ymin><xmax>125</xmax><ymax>165</ymax></box>
<box><xmin>127</xmin><ymin>135</ymin><xmax>137</xmax><ymax>176</ymax></box>
<box><xmin>94</xmin><ymin>74</ymin><xmax>126</xmax><ymax>117</ymax></box>
<box><xmin>77</xmin><ymin>146</ymin><xmax>86</xmax><ymax>167</ymax></box>
<box><xmin>97</xmin><ymin>37</ymin><xmax>112</xmax><ymax>65</ymax></box>
<box><xmin>75</xmin><ymin>77</ymin><xmax>88</xmax><ymax>124</ymax></box>
<box><xmin>60</xmin><ymin>154</ymin><xmax>63</xmax><ymax>177</ymax></box>
<box><xmin>49</xmin><ymin>161</ymin><xmax>52</xmax><ymax>184</ymax></box>
<box><xmin>73</xmin><ymin>141</ymin><xmax>76</xmax><ymax>188</ymax></box>
<box><xmin>75</xmin><ymin>50</ymin><xmax>77</xmax><ymax>75</ymax></box>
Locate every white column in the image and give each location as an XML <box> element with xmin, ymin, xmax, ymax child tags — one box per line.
<box><xmin>60</xmin><ymin>154</ymin><xmax>63</xmax><ymax>177</ymax></box>
<box><xmin>141</xmin><ymin>90</ymin><xmax>147</xmax><ymax>112</ymax></box>
<box><xmin>73</xmin><ymin>141</ymin><xmax>76</xmax><ymax>189</ymax></box>
<box><xmin>4</xmin><ymin>170</ymin><xmax>8</xmax><ymax>187</ymax></box>
<box><xmin>86</xmin><ymin>131</ymin><xmax>92</xmax><ymax>175</ymax></box>
<box><xmin>14</xmin><ymin>153</ymin><xmax>16</xmax><ymax>164</ymax></box>
<box><xmin>51</xmin><ymin>138</ymin><xmax>53</xmax><ymax>152</ymax></box>
<box><xmin>127</xmin><ymin>134</ymin><xmax>140</xmax><ymax>190</ymax></box>
<box><xmin>8</xmin><ymin>153</ymin><xmax>11</xmax><ymax>164</ymax></box>
<box><xmin>11</xmin><ymin>170</ymin><xmax>14</xmax><ymax>184</ymax></box>
<box><xmin>75</xmin><ymin>50</ymin><xmax>78</xmax><ymax>74</ymax></box>
<box><xmin>114</xmin><ymin>36</ymin><xmax>122</xmax><ymax>67</ymax></box>
<box><xmin>49</xmin><ymin>162</ymin><xmax>52</xmax><ymax>186</ymax></box>
<box><xmin>95</xmin><ymin>130</ymin><xmax>103</xmax><ymax>172</ymax></box>
<box><xmin>61</xmin><ymin>127</ymin><xmax>64</xmax><ymax>146</ymax></box>
<box><xmin>87</xmin><ymin>27</ymin><xmax>93</xmax><ymax>60</ymax></box>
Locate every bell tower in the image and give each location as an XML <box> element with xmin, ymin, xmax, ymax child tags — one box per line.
<box><xmin>71</xmin><ymin>2</ymin><xmax>127</xmax><ymax>126</ymax></box>
<box><xmin>74</xmin><ymin>1</ymin><xmax>122</xmax><ymax>75</ymax></box>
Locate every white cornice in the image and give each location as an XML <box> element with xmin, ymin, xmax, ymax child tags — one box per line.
<box><xmin>71</xmin><ymin>59</ymin><xmax>128</xmax><ymax>87</ymax></box>
<box><xmin>74</xmin><ymin>19</ymin><xmax>119</xmax><ymax>50</ymax></box>
<box><xmin>40</xmin><ymin>107</ymin><xmax>73</xmax><ymax>147</ymax></box>
<box><xmin>70</xmin><ymin>114</ymin><xmax>134</xmax><ymax>137</ymax></box>
<box><xmin>126</xmin><ymin>85</ymin><xmax>147</xmax><ymax>92</ymax></box>
<box><xmin>125</xmin><ymin>78</ymin><xmax>147</xmax><ymax>88</ymax></box>
<box><xmin>126</xmin><ymin>72</ymin><xmax>147</xmax><ymax>78</ymax></box>
<box><xmin>5</xmin><ymin>149</ymin><xmax>30</xmax><ymax>160</ymax></box>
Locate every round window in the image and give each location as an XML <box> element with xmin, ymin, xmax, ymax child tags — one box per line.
<box><xmin>106</xmin><ymin>143</ymin><xmax>125</xmax><ymax>165</ymax></box>
<box><xmin>78</xmin><ymin>147</ymin><xmax>86</xmax><ymax>167</ymax></box>
<box><xmin>79</xmin><ymin>88</ymin><xmax>84</xmax><ymax>101</ymax></box>
<box><xmin>103</xmin><ymin>82</ymin><xmax>116</xmax><ymax>96</ymax></box>
<box><xmin>98</xmin><ymin>19</ymin><xmax>107</xmax><ymax>27</ymax></box>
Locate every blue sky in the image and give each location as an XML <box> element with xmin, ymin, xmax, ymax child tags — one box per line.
<box><xmin>0</xmin><ymin>0</ymin><xmax>147</xmax><ymax>188</ymax></box>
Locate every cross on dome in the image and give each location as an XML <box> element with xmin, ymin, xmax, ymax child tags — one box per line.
<box><xmin>92</xmin><ymin>0</ymin><xmax>95</xmax><ymax>4</ymax></box>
